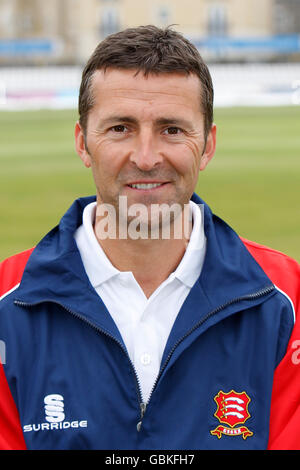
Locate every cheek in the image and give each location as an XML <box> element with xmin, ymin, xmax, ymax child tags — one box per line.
<box><xmin>89</xmin><ymin>140</ymin><xmax>126</xmax><ymax>178</ymax></box>
<box><xmin>169</xmin><ymin>140</ymin><xmax>203</xmax><ymax>177</ymax></box>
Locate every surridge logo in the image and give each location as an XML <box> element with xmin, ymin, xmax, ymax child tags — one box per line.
<box><xmin>23</xmin><ymin>394</ymin><xmax>88</xmax><ymax>433</ymax></box>
<box><xmin>44</xmin><ymin>394</ymin><xmax>65</xmax><ymax>423</ymax></box>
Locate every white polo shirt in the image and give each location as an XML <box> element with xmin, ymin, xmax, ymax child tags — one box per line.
<box><xmin>74</xmin><ymin>200</ymin><xmax>206</xmax><ymax>403</ymax></box>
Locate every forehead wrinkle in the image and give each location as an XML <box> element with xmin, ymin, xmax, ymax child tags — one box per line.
<box><xmin>90</xmin><ymin>71</ymin><xmax>204</xmax><ymax>125</ymax></box>
<box><xmin>96</xmin><ymin>96</ymin><xmax>199</xmax><ymax>116</ymax></box>
<box><xmin>92</xmin><ymin>77</ymin><xmax>200</xmax><ymax>100</ymax></box>
<box><xmin>90</xmin><ymin>68</ymin><xmax>203</xmax><ymax>102</ymax></box>
<box><xmin>95</xmin><ymin>90</ymin><xmax>195</xmax><ymax>107</ymax></box>
<box><xmin>110</xmin><ymin>87</ymin><xmax>188</xmax><ymax>95</ymax></box>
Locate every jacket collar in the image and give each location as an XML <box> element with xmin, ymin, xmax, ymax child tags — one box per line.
<box><xmin>14</xmin><ymin>194</ymin><xmax>274</xmax><ymax>335</ymax></box>
<box><xmin>197</xmin><ymin>193</ymin><xmax>273</xmax><ymax>307</ymax></box>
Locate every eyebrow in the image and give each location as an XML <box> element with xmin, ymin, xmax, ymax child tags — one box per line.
<box><xmin>97</xmin><ymin>116</ymin><xmax>193</xmax><ymax>129</ymax></box>
<box><xmin>98</xmin><ymin>116</ymin><xmax>138</xmax><ymax>127</ymax></box>
<box><xmin>155</xmin><ymin>118</ymin><xmax>192</xmax><ymax>128</ymax></box>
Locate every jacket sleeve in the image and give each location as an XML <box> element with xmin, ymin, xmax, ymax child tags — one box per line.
<box><xmin>242</xmin><ymin>238</ymin><xmax>300</xmax><ymax>450</ymax></box>
<box><xmin>0</xmin><ymin>249</ymin><xmax>34</xmax><ymax>450</ymax></box>
<box><xmin>0</xmin><ymin>363</ymin><xmax>26</xmax><ymax>449</ymax></box>
<box><xmin>0</xmin><ymin>248</ymin><xmax>34</xmax><ymax>298</ymax></box>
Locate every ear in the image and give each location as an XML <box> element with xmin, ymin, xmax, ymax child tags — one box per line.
<box><xmin>199</xmin><ymin>124</ymin><xmax>217</xmax><ymax>171</ymax></box>
<box><xmin>74</xmin><ymin>121</ymin><xmax>92</xmax><ymax>168</ymax></box>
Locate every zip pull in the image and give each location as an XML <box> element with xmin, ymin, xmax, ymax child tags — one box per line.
<box><xmin>136</xmin><ymin>402</ymin><xmax>147</xmax><ymax>432</ymax></box>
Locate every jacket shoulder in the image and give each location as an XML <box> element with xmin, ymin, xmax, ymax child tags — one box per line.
<box><xmin>241</xmin><ymin>238</ymin><xmax>300</xmax><ymax>314</ymax></box>
<box><xmin>242</xmin><ymin>237</ymin><xmax>299</xmax><ymax>273</ymax></box>
<box><xmin>241</xmin><ymin>239</ymin><xmax>300</xmax><ymax>449</ymax></box>
<box><xmin>0</xmin><ymin>250</ymin><xmax>32</xmax><ymax>449</ymax></box>
<box><xmin>0</xmin><ymin>248</ymin><xmax>34</xmax><ymax>299</ymax></box>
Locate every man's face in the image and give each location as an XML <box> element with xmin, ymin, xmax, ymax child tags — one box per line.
<box><xmin>75</xmin><ymin>68</ymin><xmax>216</xmax><ymax>228</ymax></box>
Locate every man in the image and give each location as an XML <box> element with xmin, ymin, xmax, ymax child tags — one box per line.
<box><xmin>0</xmin><ymin>25</ymin><xmax>299</xmax><ymax>450</ymax></box>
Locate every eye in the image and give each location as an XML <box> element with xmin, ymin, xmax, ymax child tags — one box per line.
<box><xmin>163</xmin><ymin>127</ymin><xmax>183</xmax><ymax>135</ymax></box>
<box><xmin>110</xmin><ymin>125</ymin><xmax>128</xmax><ymax>133</ymax></box>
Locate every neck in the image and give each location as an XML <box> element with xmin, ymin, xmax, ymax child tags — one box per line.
<box><xmin>94</xmin><ymin>206</ymin><xmax>192</xmax><ymax>298</ymax></box>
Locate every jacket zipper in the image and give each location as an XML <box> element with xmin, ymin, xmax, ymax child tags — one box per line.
<box><xmin>139</xmin><ymin>284</ymin><xmax>275</xmax><ymax>429</ymax></box>
<box><xmin>14</xmin><ymin>284</ymin><xmax>274</xmax><ymax>432</ymax></box>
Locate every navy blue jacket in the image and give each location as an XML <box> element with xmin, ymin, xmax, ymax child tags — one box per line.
<box><xmin>0</xmin><ymin>194</ymin><xmax>295</xmax><ymax>449</ymax></box>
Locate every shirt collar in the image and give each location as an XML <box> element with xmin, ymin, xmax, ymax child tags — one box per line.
<box><xmin>74</xmin><ymin>200</ymin><xmax>206</xmax><ymax>289</ymax></box>
<box><xmin>74</xmin><ymin>202</ymin><xmax>120</xmax><ymax>287</ymax></box>
<box><xmin>173</xmin><ymin>200</ymin><xmax>206</xmax><ymax>288</ymax></box>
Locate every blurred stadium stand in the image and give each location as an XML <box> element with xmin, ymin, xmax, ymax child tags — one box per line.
<box><xmin>0</xmin><ymin>0</ymin><xmax>299</xmax><ymax>110</ymax></box>
<box><xmin>0</xmin><ymin>63</ymin><xmax>299</xmax><ymax>110</ymax></box>
<box><xmin>1</xmin><ymin>0</ymin><xmax>300</xmax><ymax>66</ymax></box>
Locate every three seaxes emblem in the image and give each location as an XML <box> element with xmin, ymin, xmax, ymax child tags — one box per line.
<box><xmin>211</xmin><ymin>390</ymin><xmax>253</xmax><ymax>440</ymax></box>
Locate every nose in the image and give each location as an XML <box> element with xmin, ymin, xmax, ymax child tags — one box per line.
<box><xmin>129</xmin><ymin>129</ymin><xmax>163</xmax><ymax>171</ymax></box>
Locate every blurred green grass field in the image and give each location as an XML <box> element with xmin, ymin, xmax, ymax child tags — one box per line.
<box><xmin>0</xmin><ymin>106</ymin><xmax>299</xmax><ymax>262</ymax></box>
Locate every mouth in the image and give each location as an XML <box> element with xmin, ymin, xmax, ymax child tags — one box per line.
<box><xmin>126</xmin><ymin>182</ymin><xmax>168</xmax><ymax>191</ymax></box>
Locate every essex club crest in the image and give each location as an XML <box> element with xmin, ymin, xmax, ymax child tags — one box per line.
<box><xmin>210</xmin><ymin>390</ymin><xmax>253</xmax><ymax>439</ymax></box>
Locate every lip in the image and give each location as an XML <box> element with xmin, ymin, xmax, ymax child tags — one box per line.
<box><xmin>126</xmin><ymin>182</ymin><xmax>169</xmax><ymax>191</ymax></box>
<box><xmin>127</xmin><ymin>181</ymin><xmax>168</xmax><ymax>185</ymax></box>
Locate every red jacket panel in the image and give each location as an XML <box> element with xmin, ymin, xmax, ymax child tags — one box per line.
<box><xmin>242</xmin><ymin>238</ymin><xmax>300</xmax><ymax>450</ymax></box>
<box><xmin>0</xmin><ymin>248</ymin><xmax>34</xmax><ymax>450</ymax></box>
<box><xmin>0</xmin><ymin>248</ymin><xmax>34</xmax><ymax>298</ymax></box>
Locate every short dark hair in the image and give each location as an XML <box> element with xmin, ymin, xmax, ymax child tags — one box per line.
<box><xmin>78</xmin><ymin>25</ymin><xmax>214</xmax><ymax>139</ymax></box>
